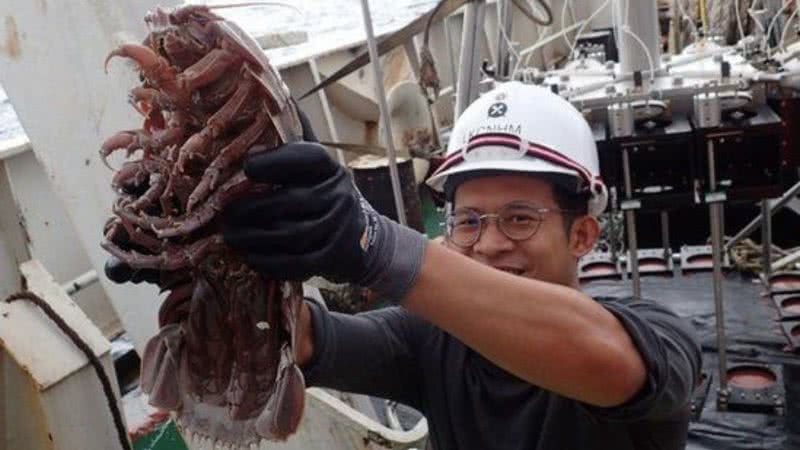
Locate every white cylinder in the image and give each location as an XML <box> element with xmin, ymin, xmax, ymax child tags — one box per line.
<box><xmin>608</xmin><ymin>103</ymin><xmax>635</xmax><ymax>138</ymax></box>
<box><xmin>613</xmin><ymin>0</ymin><xmax>662</xmax><ymax>75</ymax></box>
<box><xmin>694</xmin><ymin>93</ymin><xmax>721</xmax><ymax>129</ymax></box>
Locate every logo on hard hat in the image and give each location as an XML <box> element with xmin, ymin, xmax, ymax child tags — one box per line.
<box><xmin>488</xmin><ymin>102</ymin><xmax>508</xmax><ymax>118</ymax></box>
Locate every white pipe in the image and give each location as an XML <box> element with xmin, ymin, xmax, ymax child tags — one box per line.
<box><xmin>773</xmin><ymin>249</ymin><xmax>800</xmax><ymax>272</ymax></box>
<box><xmin>62</xmin><ymin>270</ymin><xmax>99</xmax><ymax>296</ymax></box>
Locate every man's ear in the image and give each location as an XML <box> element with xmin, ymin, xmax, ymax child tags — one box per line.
<box><xmin>568</xmin><ymin>215</ymin><xmax>600</xmax><ymax>258</ymax></box>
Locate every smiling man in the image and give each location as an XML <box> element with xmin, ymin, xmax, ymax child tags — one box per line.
<box><xmin>223</xmin><ymin>82</ymin><xmax>701</xmax><ymax>449</ymax></box>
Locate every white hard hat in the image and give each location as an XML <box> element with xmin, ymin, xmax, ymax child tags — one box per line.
<box><xmin>426</xmin><ymin>81</ymin><xmax>608</xmax><ymax>216</ymax></box>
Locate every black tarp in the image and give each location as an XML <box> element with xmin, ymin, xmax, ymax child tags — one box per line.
<box><xmin>585</xmin><ymin>272</ymin><xmax>798</xmax><ymax>450</ymax></box>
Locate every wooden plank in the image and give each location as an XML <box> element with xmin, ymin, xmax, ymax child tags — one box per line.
<box><xmin>0</xmin><ymin>260</ymin><xmax>109</xmax><ymax>390</ymax></box>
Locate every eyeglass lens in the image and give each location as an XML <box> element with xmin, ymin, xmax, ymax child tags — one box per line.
<box><xmin>447</xmin><ymin>203</ymin><xmax>545</xmax><ymax>247</ymax></box>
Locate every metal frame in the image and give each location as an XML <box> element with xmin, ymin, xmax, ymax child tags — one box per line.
<box><xmin>359</xmin><ymin>0</ymin><xmax>408</xmax><ymax>226</ymax></box>
<box><xmin>704</xmin><ymin>137</ymin><xmax>730</xmax><ymax>401</ymax></box>
<box><xmin>455</xmin><ymin>1</ymin><xmax>487</xmax><ymax>118</ymax></box>
<box><xmin>308</xmin><ymin>58</ymin><xmax>347</xmax><ymax>166</ymax></box>
<box><xmin>725</xmin><ymin>179</ymin><xmax>800</xmax><ymax>253</ymax></box>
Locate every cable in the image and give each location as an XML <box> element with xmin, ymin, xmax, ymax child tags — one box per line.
<box><xmin>512</xmin><ymin>0</ymin><xmax>553</xmax><ymax>27</ymax></box>
<box><xmin>568</xmin><ymin>0</ymin><xmax>611</xmax><ymax>61</ymax></box>
<box><xmin>530</xmin><ymin>0</ymin><xmax>554</xmax><ymax>26</ymax></box>
<box><xmin>734</xmin><ymin>0</ymin><xmax>745</xmax><ymax>43</ymax></box>
<box><xmin>515</xmin><ymin>18</ymin><xmax>550</xmax><ymax>77</ymax></box>
<box><xmin>423</xmin><ymin>0</ymin><xmax>446</xmax><ymax>47</ymax></box>
<box><xmin>749</xmin><ymin>6</ymin><xmax>767</xmax><ymax>35</ymax></box>
<box><xmin>512</xmin><ymin>20</ymin><xmax>586</xmax><ymax>78</ymax></box>
<box><xmin>622</xmin><ymin>25</ymin><xmax>656</xmax><ymax>83</ymax></box>
<box><xmin>4</xmin><ymin>291</ymin><xmax>132</xmax><ymax>450</ymax></box>
<box><xmin>620</xmin><ymin>0</ymin><xmax>654</xmax><ymax>83</ymax></box>
<box><xmin>780</xmin><ymin>0</ymin><xmax>800</xmax><ymax>53</ymax></box>
<box><xmin>562</xmin><ymin>0</ymin><xmax>573</xmax><ymax>51</ymax></box>
<box><xmin>767</xmin><ymin>0</ymin><xmax>793</xmax><ymax>53</ymax></box>
<box><xmin>676</xmin><ymin>0</ymin><xmax>699</xmax><ymax>42</ymax></box>
<box><xmin>567</xmin><ymin>0</ymin><xmax>577</xmax><ymax>25</ymax></box>
<box><xmin>498</xmin><ymin>9</ymin><xmax>522</xmax><ymax>71</ymax></box>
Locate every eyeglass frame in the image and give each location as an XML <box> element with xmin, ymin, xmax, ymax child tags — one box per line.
<box><xmin>444</xmin><ymin>201</ymin><xmax>577</xmax><ymax>248</ymax></box>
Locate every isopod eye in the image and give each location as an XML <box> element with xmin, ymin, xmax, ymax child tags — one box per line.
<box><xmin>139</xmin><ymin>73</ymin><xmax>146</xmax><ymax>83</ymax></box>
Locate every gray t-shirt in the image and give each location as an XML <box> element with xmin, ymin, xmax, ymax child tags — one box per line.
<box><xmin>303</xmin><ymin>296</ymin><xmax>702</xmax><ymax>450</ymax></box>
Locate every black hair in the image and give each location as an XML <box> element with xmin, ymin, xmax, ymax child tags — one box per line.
<box><xmin>551</xmin><ymin>183</ymin><xmax>589</xmax><ymax>235</ymax></box>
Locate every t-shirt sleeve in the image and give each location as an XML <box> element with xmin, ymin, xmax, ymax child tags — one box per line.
<box><xmin>301</xmin><ymin>300</ymin><xmax>425</xmax><ymax>409</ymax></box>
<box><xmin>582</xmin><ymin>297</ymin><xmax>702</xmax><ymax>422</ymax></box>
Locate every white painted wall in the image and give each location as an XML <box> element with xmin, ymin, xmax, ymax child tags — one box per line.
<box><xmin>0</xmin><ymin>145</ymin><xmax>121</xmax><ymax>336</ymax></box>
<box><xmin>0</xmin><ymin>0</ymin><xmax>182</xmax><ymax>353</ymax></box>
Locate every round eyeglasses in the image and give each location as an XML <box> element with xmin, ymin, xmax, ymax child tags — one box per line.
<box><xmin>445</xmin><ymin>201</ymin><xmax>575</xmax><ymax>248</ymax></box>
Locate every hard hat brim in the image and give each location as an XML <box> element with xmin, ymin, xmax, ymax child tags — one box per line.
<box><xmin>426</xmin><ymin>152</ymin><xmax>582</xmax><ymax>193</ymax></box>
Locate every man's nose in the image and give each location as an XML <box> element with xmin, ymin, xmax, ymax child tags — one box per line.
<box><xmin>473</xmin><ymin>219</ymin><xmax>514</xmax><ymax>255</ymax></box>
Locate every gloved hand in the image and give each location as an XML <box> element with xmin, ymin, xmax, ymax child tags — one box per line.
<box><xmin>104</xmin><ymin>256</ymin><xmax>161</xmax><ymax>285</ymax></box>
<box><xmin>105</xmin><ymin>247</ymin><xmax>189</xmax><ymax>290</ymax></box>
<box><xmin>222</xmin><ymin>141</ymin><xmax>427</xmax><ymax>303</ymax></box>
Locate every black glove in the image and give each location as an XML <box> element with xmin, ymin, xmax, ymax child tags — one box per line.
<box><xmin>104</xmin><ymin>256</ymin><xmax>161</xmax><ymax>285</ymax></box>
<box><xmin>103</xmin><ymin>217</ymin><xmax>162</xmax><ymax>285</ymax></box>
<box><xmin>223</xmin><ymin>141</ymin><xmax>427</xmax><ymax>303</ymax></box>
